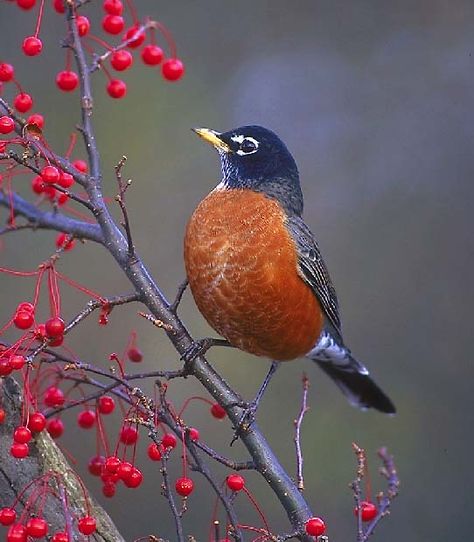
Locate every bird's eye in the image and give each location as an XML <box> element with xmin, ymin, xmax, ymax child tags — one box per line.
<box><xmin>238</xmin><ymin>137</ymin><xmax>259</xmax><ymax>155</ymax></box>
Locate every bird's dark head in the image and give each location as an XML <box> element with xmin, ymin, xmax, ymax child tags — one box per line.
<box><xmin>193</xmin><ymin>125</ymin><xmax>303</xmax><ymax>215</ymax></box>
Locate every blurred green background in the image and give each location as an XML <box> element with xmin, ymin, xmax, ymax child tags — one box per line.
<box><xmin>1</xmin><ymin>0</ymin><xmax>473</xmax><ymax>540</ymax></box>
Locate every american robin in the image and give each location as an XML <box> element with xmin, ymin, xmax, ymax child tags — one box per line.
<box><xmin>184</xmin><ymin>125</ymin><xmax>395</xmax><ymax>413</ymax></box>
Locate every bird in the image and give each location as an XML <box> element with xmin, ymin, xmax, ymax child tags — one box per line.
<box><xmin>184</xmin><ymin>125</ymin><xmax>395</xmax><ymax>414</ymax></box>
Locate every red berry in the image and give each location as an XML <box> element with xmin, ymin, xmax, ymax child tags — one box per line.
<box><xmin>175</xmin><ymin>477</ymin><xmax>194</xmax><ymax>497</ymax></box>
<box><xmin>210</xmin><ymin>403</ymin><xmax>226</xmax><ymax>419</ymax></box>
<box><xmin>117</xmin><ymin>460</ymin><xmax>133</xmax><ymax>480</ymax></box>
<box><xmin>44</xmin><ymin>386</ymin><xmax>65</xmax><ymax>407</ymax></box>
<box><xmin>0</xmin><ymin>508</ymin><xmax>16</xmax><ymax>526</ymax></box>
<box><xmin>72</xmin><ymin>159</ymin><xmax>88</xmax><ymax>173</ymax></box>
<box><xmin>58</xmin><ymin>171</ymin><xmax>74</xmax><ymax>188</ymax></box>
<box><xmin>47</xmin><ymin>418</ymin><xmax>64</xmax><ymax>439</ymax></box>
<box><xmin>53</xmin><ymin>0</ymin><xmax>64</xmax><ymax>14</ymax></box>
<box><xmin>124</xmin><ymin>467</ymin><xmax>143</xmax><ymax>488</ymax></box>
<box><xmin>50</xmin><ymin>333</ymin><xmax>64</xmax><ymax>348</ymax></box>
<box><xmin>162</xmin><ymin>58</ymin><xmax>185</xmax><ymax>81</ymax></box>
<box><xmin>16</xmin><ymin>302</ymin><xmax>34</xmax><ymax>313</ymax></box>
<box><xmin>188</xmin><ymin>427</ymin><xmax>199</xmax><ymax>441</ymax></box>
<box><xmin>6</xmin><ymin>523</ymin><xmax>27</xmax><ymax>542</ymax></box>
<box><xmin>88</xmin><ymin>455</ymin><xmax>105</xmax><ymax>476</ymax></box>
<box><xmin>45</xmin><ymin>316</ymin><xmax>65</xmax><ymax>337</ymax></box>
<box><xmin>52</xmin><ymin>532</ymin><xmax>69</xmax><ymax>542</ymax></box>
<box><xmin>26</xmin><ymin>517</ymin><xmax>48</xmax><ymax>538</ymax></box>
<box><xmin>76</xmin><ymin>15</ymin><xmax>90</xmax><ymax>36</ymax></box>
<box><xmin>127</xmin><ymin>346</ymin><xmax>143</xmax><ymax>362</ymax></box>
<box><xmin>56</xmin><ymin>233</ymin><xmax>75</xmax><ymax>251</ymax></box>
<box><xmin>0</xmin><ymin>116</ymin><xmax>15</xmax><ymax>134</ymax></box>
<box><xmin>22</xmin><ymin>36</ymin><xmax>42</xmax><ymax>56</ymax></box>
<box><xmin>0</xmin><ymin>408</ymin><xmax>5</xmax><ymax>423</ymax></box>
<box><xmin>141</xmin><ymin>44</ymin><xmax>163</xmax><ymax>66</ymax></box>
<box><xmin>102</xmin><ymin>482</ymin><xmax>116</xmax><ymax>497</ymax></box>
<box><xmin>226</xmin><ymin>474</ymin><xmax>245</xmax><ymax>492</ymax></box>
<box><xmin>27</xmin><ymin>113</ymin><xmax>44</xmax><ymax>128</ymax></box>
<box><xmin>147</xmin><ymin>442</ymin><xmax>162</xmax><ymax>461</ymax></box>
<box><xmin>32</xmin><ymin>176</ymin><xmax>44</xmax><ymax>194</ymax></box>
<box><xmin>13</xmin><ymin>426</ymin><xmax>31</xmax><ymax>444</ymax></box>
<box><xmin>17</xmin><ymin>0</ymin><xmax>36</xmax><ymax>9</ymax></box>
<box><xmin>103</xmin><ymin>0</ymin><xmax>122</xmax><ymax>15</ymax></box>
<box><xmin>106</xmin><ymin>79</ymin><xmax>127</xmax><ymax>99</ymax></box>
<box><xmin>41</xmin><ymin>165</ymin><xmax>60</xmax><ymax>184</ymax></box>
<box><xmin>120</xmin><ymin>425</ymin><xmax>138</xmax><ymax>445</ymax></box>
<box><xmin>77</xmin><ymin>409</ymin><xmax>96</xmax><ymax>429</ymax></box>
<box><xmin>13</xmin><ymin>311</ymin><xmax>34</xmax><ymax>329</ymax></box>
<box><xmin>28</xmin><ymin>412</ymin><xmax>46</xmax><ymax>433</ymax></box>
<box><xmin>0</xmin><ymin>63</ymin><xmax>14</xmax><ymax>82</ymax></box>
<box><xmin>98</xmin><ymin>395</ymin><xmax>115</xmax><ymax>414</ymax></box>
<box><xmin>110</xmin><ymin>50</ymin><xmax>133</xmax><ymax>71</ymax></box>
<box><xmin>78</xmin><ymin>516</ymin><xmax>96</xmax><ymax>536</ymax></box>
<box><xmin>101</xmin><ymin>470</ymin><xmax>119</xmax><ymax>485</ymax></box>
<box><xmin>9</xmin><ymin>355</ymin><xmax>26</xmax><ymax>370</ymax></box>
<box><xmin>305</xmin><ymin>517</ymin><xmax>326</xmax><ymax>537</ymax></box>
<box><xmin>0</xmin><ymin>358</ymin><xmax>13</xmax><ymax>377</ymax></box>
<box><xmin>162</xmin><ymin>433</ymin><xmax>177</xmax><ymax>449</ymax></box>
<box><xmin>105</xmin><ymin>455</ymin><xmax>121</xmax><ymax>473</ymax></box>
<box><xmin>102</xmin><ymin>14</ymin><xmax>124</xmax><ymax>35</ymax></box>
<box><xmin>13</xmin><ymin>93</ymin><xmax>33</xmax><ymax>113</ymax></box>
<box><xmin>355</xmin><ymin>501</ymin><xmax>378</xmax><ymax>522</ymax></box>
<box><xmin>10</xmin><ymin>442</ymin><xmax>29</xmax><ymax>458</ymax></box>
<box><xmin>56</xmin><ymin>70</ymin><xmax>78</xmax><ymax>92</ymax></box>
<box><xmin>123</xmin><ymin>25</ymin><xmax>145</xmax><ymax>48</ymax></box>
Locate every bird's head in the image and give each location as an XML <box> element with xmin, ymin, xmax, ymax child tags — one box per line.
<box><xmin>193</xmin><ymin>125</ymin><xmax>303</xmax><ymax>215</ymax></box>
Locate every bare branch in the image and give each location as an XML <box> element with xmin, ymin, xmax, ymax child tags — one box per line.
<box><xmin>294</xmin><ymin>373</ymin><xmax>310</xmax><ymax>491</ymax></box>
<box><xmin>0</xmin><ymin>190</ymin><xmax>103</xmax><ymax>242</ymax></box>
<box><xmin>114</xmin><ymin>156</ymin><xmax>136</xmax><ymax>260</ymax></box>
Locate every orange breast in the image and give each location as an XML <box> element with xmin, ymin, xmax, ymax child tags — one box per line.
<box><xmin>184</xmin><ymin>188</ymin><xmax>323</xmax><ymax>361</ymax></box>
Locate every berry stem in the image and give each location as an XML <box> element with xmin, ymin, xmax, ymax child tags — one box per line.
<box><xmin>34</xmin><ymin>0</ymin><xmax>46</xmax><ymax>38</ymax></box>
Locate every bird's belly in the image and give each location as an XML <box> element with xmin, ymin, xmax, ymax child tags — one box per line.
<box><xmin>184</xmin><ymin>189</ymin><xmax>323</xmax><ymax>361</ymax></box>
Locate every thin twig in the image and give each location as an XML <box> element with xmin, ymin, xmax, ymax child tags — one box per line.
<box><xmin>114</xmin><ymin>155</ymin><xmax>136</xmax><ymax>260</ymax></box>
<box><xmin>194</xmin><ymin>441</ymin><xmax>255</xmax><ymax>471</ymax></box>
<box><xmin>65</xmin><ymin>293</ymin><xmax>140</xmax><ymax>332</ymax></box>
<box><xmin>362</xmin><ymin>448</ymin><xmax>399</xmax><ymax>541</ymax></box>
<box><xmin>351</xmin><ymin>442</ymin><xmax>366</xmax><ymax>542</ymax></box>
<box><xmin>138</xmin><ymin>312</ymin><xmax>175</xmax><ymax>333</ymax></box>
<box><xmin>169</xmin><ymin>279</ymin><xmax>188</xmax><ymax>313</ymax></box>
<box><xmin>89</xmin><ymin>21</ymin><xmax>155</xmax><ymax>73</ymax></box>
<box><xmin>294</xmin><ymin>373</ymin><xmax>310</xmax><ymax>491</ymax></box>
<box><xmin>160</xmin><ymin>450</ymin><xmax>185</xmax><ymax>542</ymax></box>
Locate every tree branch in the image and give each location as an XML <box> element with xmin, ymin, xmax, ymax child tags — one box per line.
<box><xmin>0</xmin><ymin>190</ymin><xmax>103</xmax><ymax>242</ymax></box>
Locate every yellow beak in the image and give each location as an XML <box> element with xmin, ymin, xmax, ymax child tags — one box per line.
<box><xmin>192</xmin><ymin>127</ymin><xmax>231</xmax><ymax>153</ymax></box>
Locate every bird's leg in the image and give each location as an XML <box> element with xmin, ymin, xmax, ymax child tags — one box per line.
<box><xmin>231</xmin><ymin>361</ymin><xmax>279</xmax><ymax>444</ymax></box>
<box><xmin>181</xmin><ymin>337</ymin><xmax>234</xmax><ymax>365</ymax></box>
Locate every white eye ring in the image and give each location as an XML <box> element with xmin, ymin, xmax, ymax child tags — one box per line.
<box><xmin>231</xmin><ymin>135</ymin><xmax>259</xmax><ymax>156</ymax></box>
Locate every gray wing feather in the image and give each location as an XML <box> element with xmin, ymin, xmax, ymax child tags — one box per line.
<box><xmin>286</xmin><ymin>215</ymin><xmax>342</xmax><ymax>335</ymax></box>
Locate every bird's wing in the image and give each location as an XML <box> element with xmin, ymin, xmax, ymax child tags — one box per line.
<box><xmin>286</xmin><ymin>215</ymin><xmax>342</xmax><ymax>335</ymax></box>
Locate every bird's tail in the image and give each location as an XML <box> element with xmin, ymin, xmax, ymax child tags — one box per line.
<box><xmin>307</xmin><ymin>330</ymin><xmax>396</xmax><ymax>414</ymax></box>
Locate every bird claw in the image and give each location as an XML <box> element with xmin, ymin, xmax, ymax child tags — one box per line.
<box><xmin>181</xmin><ymin>338</ymin><xmax>214</xmax><ymax>364</ymax></box>
<box><xmin>230</xmin><ymin>401</ymin><xmax>258</xmax><ymax>445</ymax></box>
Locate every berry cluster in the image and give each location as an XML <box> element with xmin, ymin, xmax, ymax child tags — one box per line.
<box><xmin>0</xmin><ymin>471</ymin><xmax>97</xmax><ymax>542</ymax></box>
<box><xmin>4</xmin><ymin>0</ymin><xmax>184</xmax><ymax>105</ymax></box>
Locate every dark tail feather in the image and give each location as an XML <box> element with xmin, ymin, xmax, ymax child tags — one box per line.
<box><xmin>313</xmin><ymin>359</ymin><xmax>396</xmax><ymax>414</ymax></box>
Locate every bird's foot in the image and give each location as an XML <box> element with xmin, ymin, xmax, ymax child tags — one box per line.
<box><xmin>230</xmin><ymin>400</ymin><xmax>258</xmax><ymax>445</ymax></box>
<box><xmin>181</xmin><ymin>337</ymin><xmax>232</xmax><ymax>366</ymax></box>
